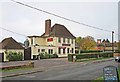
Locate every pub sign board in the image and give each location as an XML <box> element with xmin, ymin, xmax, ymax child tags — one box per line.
<box><xmin>103</xmin><ymin>66</ymin><xmax>119</xmax><ymax>82</ymax></box>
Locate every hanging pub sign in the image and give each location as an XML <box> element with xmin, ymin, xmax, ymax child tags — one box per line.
<box><xmin>103</xmin><ymin>65</ymin><xmax>119</xmax><ymax>82</ymax></box>
<box><xmin>47</xmin><ymin>38</ymin><xmax>53</xmax><ymax>42</ymax></box>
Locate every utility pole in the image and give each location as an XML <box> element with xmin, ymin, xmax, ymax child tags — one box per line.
<box><xmin>112</xmin><ymin>31</ymin><xmax>114</xmax><ymax>52</ymax></box>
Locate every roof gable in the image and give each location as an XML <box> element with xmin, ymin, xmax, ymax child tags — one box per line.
<box><xmin>0</xmin><ymin>37</ymin><xmax>24</xmax><ymax>49</ymax></box>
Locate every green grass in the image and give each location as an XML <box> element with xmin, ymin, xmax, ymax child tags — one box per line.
<box><xmin>0</xmin><ymin>67</ymin><xmax>33</xmax><ymax>72</ymax></box>
<box><xmin>76</xmin><ymin>57</ymin><xmax>112</xmax><ymax>62</ymax></box>
<box><xmin>92</xmin><ymin>77</ymin><xmax>104</xmax><ymax>82</ymax></box>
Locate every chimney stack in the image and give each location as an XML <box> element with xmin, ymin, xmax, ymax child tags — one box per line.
<box><xmin>45</xmin><ymin>19</ymin><xmax>51</xmax><ymax>36</ymax></box>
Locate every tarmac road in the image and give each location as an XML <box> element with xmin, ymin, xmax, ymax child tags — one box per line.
<box><xmin>2</xmin><ymin>60</ymin><xmax>120</xmax><ymax>81</ymax></box>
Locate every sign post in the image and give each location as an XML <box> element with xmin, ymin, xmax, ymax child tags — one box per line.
<box><xmin>103</xmin><ymin>66</ymin><xmax>119</xmax><ymax>82</ymax></box>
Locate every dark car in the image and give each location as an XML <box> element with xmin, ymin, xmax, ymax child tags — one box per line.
<box><xmin>115</xmin><ymin>56</ymin><xmax>120</xmax><ymax>62</ymax></box>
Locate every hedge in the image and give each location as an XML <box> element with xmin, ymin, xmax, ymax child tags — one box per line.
<box><xmin>68</xmin><ymin>52</ymin><xmax>113</xmax><ymax>61</ymax></box>
<box><xmin>39</xmin><ymin>53</ymin><xmax>58</xmax><ymax>59</ymax></box>
<box><xmin>76</xmin><ymin>52</ymin><xmax>113</xmax><ymax>59</ymax></box>
<box><xmin>80</xmin><ymin>50</ymin><xmax>102</xmax><ymax>53</ymax></box>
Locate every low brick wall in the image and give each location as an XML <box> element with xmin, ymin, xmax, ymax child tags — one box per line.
<box><xmin>0</xmin><ymin>62</ymin><xmax>34</xmax><ymax>70</ymax></box>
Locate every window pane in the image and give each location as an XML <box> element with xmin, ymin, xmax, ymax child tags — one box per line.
<box><xmin>58</xmin><ymin>37</ymin><xmax>61</xmax><ymax>43</ymax></box>
<box><xmin>48</xmin><ymin>49</ymin><xmax>50</xmax><ymax>54</ymax></box>
<box><xmin>63</xmin><ymin>48</ymin><xmax>66</xmax><ymax>54</ymax></box>
<box><xmin>68</xmin><ymin>38</ymin><xmax>70</xmax><ymax>43</ymax></box>
<box><xmin>38</xmin><ymin>49</ymin><xmax>40</xmax><ymax>52</ymax></box>
<box><xmin>51</xmin><ymin>49</ymin><xmax>53</xmax><ymax>54</ymax></box>
<box><xmin>72</xmin><ymin>48</ymin><xmax>74</xmax><ymax>53</ymax></box>
<box><xmin>31</xmin><ymin>38</ymin><xmax>33</xmax><ymax>44</ymax></box>
<box><xmin>63</xmin><ymin>38</ymin><xmax>65</xmax><ymax>43</ymax></box>
<box><xmin>67</xmin><ymin>48</ymin><xmax>69</xmax><ymax>53</ymax></box>
<box><xmin>72</xmin><ymin>39</ymin><xmax>73</xmax><ymax>44</ymax></box>
<box><xmin>58</xmin><ymin>48</ymin><xmax>61</xmax><ymax>54</ymax></box>
<box><xmin>41</xmin><ymin>49</ymin><xmax>45</xmax><ymax>52</ymax></box>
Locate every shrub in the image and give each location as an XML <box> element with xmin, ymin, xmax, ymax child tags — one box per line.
<box><xmin>52</xmin><ymin>53</ymin><xmax>58</xmax><ymax>58</ymax></box>
<box><xmin>39</xmin><ymin>53</ymin><xmax>58</xmax><ymax>59</ymax></box>
<box><xmin>80</xmin><ymin>50</ymin><xmax>102</xmax><ymax>53</ymax></box>
<box><xmin>39</xmin><ymin>53</ymin><xmax>44</xmax><ymax>59</ymax></box>
<box><xmin>44</xmin><ymin>52</ymin><xmax>50</xmax><ymax>59</ymax></box>
<box><xmin>69</xmin><ymin>51</ymin><xmax>113</xmax><ymax>60</ymax></box>
<box><xmin>6</xmin><ymin>51</ymin><xmax>23</xmax><ymax>61</ymax></box>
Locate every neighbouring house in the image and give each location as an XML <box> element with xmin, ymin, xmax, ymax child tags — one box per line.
<box><xmin>96</xmin><ymin>39</ymin><xmax>118</xmax><ymax>51</ymax></box>
<box><xmin>0</xmin><ymin>37</ymin><xmax>24</xmax><ymax>62</ymax></box>
<box><xmin>28</xmin><ymin>19</ymin><xmax>76</xmax><ymax>59</ymax></box>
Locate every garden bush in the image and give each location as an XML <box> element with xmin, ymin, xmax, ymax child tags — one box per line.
<box><xmin>80</xmin><ymin>50</ymin><xmax>102</xmax><ymax>53</ymax></box>
<box><xmin>39</xmin><ymin>53</ymin><xmax>58</xmax><ymax>59</ymax></box>
<box><xmin>6</xmin><ymin>51</ymin><xmax>23</xmax><ymax>61</ymax></box>
<box><xmin>69</xmin><ymin>51</ymin><xmax>113</xmax><ymax>60</ymax></box>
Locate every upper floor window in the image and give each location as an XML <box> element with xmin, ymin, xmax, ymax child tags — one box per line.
<box><xmin>58</xmin><ymin>37</ymin><xmax>61</xmax><ymax>43</ymax></box>
<box><xmin>71</xmin><ymin>39</ymin><xmax>73</xmax><ymax>44</ymax></box>
<box><xmin>31</xmin><ymin>38</ymin><xmax>33</xmax><ymax>45</ymax></box>
<box><xmin>63</xmin><ymin>38</ymin><xmax>65</xmax><ymax>43</ymax></box>
<box><xmin>38</xmin><ymin>49</ymin><xmax>40</xmax><ymax>53</ymax></box>
<box><xmin>68</xmin><ymin>38</ymin><xmax>70</xmax><ymax>43</ymax></box>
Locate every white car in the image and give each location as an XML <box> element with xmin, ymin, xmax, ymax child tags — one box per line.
<box><xmin>115</xmin><ymin>56</ymin><xmax>120</xmax><ymax>62</ymax></box>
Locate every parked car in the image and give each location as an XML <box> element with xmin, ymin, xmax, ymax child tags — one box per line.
<box><xmin>115</xmin><ymin>56</ymin><xmax>120</xmax><ymax>62</ymax></box>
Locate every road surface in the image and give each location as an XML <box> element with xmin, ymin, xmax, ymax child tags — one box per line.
<box><xmin>2</xmin><ymin>60</ymin><xmax>120</xmax><ymax>81</ymax></box>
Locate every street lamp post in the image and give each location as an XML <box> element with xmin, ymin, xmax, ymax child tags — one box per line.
<box><xmin>112</xmin><ymin>31</ymin><xmax>114</xmax><ymax>52</ymax></box>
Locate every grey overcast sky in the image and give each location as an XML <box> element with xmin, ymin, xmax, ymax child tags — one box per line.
<box><xmin>0</xmin><ymin>0</ymin><xmax>119</xmax><ymax>43</ymax></box>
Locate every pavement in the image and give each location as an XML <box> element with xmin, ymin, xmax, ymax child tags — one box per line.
<box><xmin>0</xmin><ymin>57</ymin><xmax>114</xmax><ymax>78</ymax></box>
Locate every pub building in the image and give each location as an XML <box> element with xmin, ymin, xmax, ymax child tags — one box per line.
<box><xmin>28</xmin><ymin>19</ymin><xmax>76</xmax><ymax>59</ymax></box>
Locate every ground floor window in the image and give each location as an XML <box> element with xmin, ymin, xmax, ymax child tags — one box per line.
<box><xmin>48</xmin><ymin>49</ymin><xmax>53</xmax><ymax>54</ymax></box>
<box><xmin>71</xmin><ymin>48</ymin><xmax>74</xmax><ymax>53</ymax></box>
<box><xmin>58</xmin><ymin>48</ymin><xmax>61</xmax><ymax>54</ymax></box>
<box><xmin>41</xmin><ymin>49</ymin><xmax>45</xmax><ymax>52</ymax></box>
<box><xmin>63</xmin><ymin>48</ymin><xmax>66</xmax><ymax>54</ymax></box>
<box><xmin>67</xmin><ymin>48</ymin><xmax>70</xmax><ymax>54</ymax></box>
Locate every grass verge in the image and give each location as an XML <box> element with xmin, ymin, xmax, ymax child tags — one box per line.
<box><xmin>76</xmin><ymin>57</ymin><xmax>112</xmax><ymax>62</ymax></box>
<box><xmin>0</xmin><ymin>67</ymin><xmax>33</xmax><ymax>72</ymax></box>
